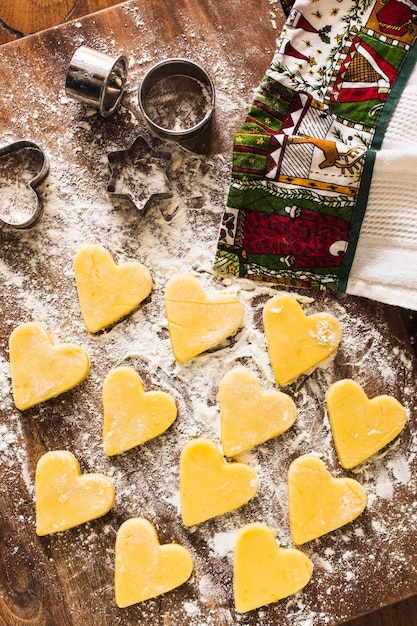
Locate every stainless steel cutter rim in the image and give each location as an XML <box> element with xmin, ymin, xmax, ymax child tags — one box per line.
<box><xmin>0</xmin><ymin>140</ymin><xmax>49</xmax><ymax>229</ymax></box>
<box><xmin>138</xmin><ymin>58</ymin><xmax>215</xmax><ymax>139</ymax></box>
<box><xmin>99</xmin><ymin>55</ymin><xmax>128</xmax><ymax>116</ymax></box>
<box><xmin>106</xmin><ymin>135</ymin><xmax>173</xmax><ymax>216</ymax></box>
<box><xmin>65</xmin><ymin>45</ymin><xmax>129</xmax><ymax>117</ymax></box>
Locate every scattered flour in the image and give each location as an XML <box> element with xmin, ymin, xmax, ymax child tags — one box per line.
<box><xmin>0</xmin><ymin>3</ymin><xmax>416</xmax><ymax>625</ymax></box>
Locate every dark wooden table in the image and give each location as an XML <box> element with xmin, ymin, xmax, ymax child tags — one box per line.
<box><xmin>0</xmin><ymin>1</ymin><xmax>416</xmax><ymax>625</ymax></box>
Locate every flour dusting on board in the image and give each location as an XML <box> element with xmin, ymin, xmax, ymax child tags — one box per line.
<box><xmin>0</xmin><ymin>5</ymin><xmax>417</xmax><ymax>626</ymax></box>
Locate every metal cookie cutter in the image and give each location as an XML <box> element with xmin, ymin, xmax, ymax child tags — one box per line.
<box><xmin>65</xmin><ymin>45</ymin><xmax>128</xmax><ymax>117</ymax></box>
<box><xmin>0</xmin><ymin>140</ymin><xmax>49</xmax><ymax>229</ymax></box>
<box><xmin>138</xmin><ymin>58</ymin><xmax>215</xmax><ymax>140</ymax></box>
<box><xmin>107</xmin><ymin>136</ymin><xmax>173</xmax><ymax>216</ymax></box>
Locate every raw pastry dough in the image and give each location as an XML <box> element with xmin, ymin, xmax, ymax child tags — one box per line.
<box><xmin>9</xmin><ymin>322</ymin><xmax>90</xmax><ymax>410</ymax></box>
<box><xmin>165</xmin><ymin>275</ymin><xmax>244</xmax><ymax>362</ymax></box>
<box><xmin>263</xmin><ymin>294</ymin><xmax>342</xmax><ymax>385</ymax></box>
<box><xmin>102</xmin><ymin>366</ymin><xmax>177</xmax><ymax>456</ymax></box>
<box><xmin>73</xmin><ymin>244</ymin><xmax>152</xmax><ymax>333</ymax></box>
<box><xmin>233</xmin><ymin>522</ymin><xmax>313</xmax><ymax>613</ymax></box>
<box><xmin>327</xmin><ymin>379</ymin><xmax>407</xmax><ymax>469</ymax></box>
<box><xmin>220</xmin><ymin>367</ymin><xmax>297</xmax><ymax>456</ymax></box>
<box><xmin>180</xmin><ymin>438</ymin><xmax>259</xmax><ymax>526</ymax></box>
<box><xmin>35</xmin><ymin>450</ymin><xmax>115</xmax><ymax>536</ymax></box>
<box><xmin>115</xmin><ymin>517</ymin><xmax>193</xmax><ymax>608</ymax></box>
<box><xmin>288</xmin><ymin>455</ymin><xmax>367</xmax><ymax>545</ymax></box>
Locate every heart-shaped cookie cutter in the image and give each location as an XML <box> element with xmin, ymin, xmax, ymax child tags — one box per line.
<box><xmin>0</xmin><ymin>140</ymin><xmax>49</xmax><ymax>229</ymax></box>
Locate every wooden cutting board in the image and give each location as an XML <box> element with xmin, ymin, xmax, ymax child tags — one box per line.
<box><xmin>0</xmin><ymin>0</ymin><xmax>124</xmax><ymax>45</ymax></box>
<box><xmin>0</xmin><ymin>2</ymin><xmax>416</xmax><ymax>625</ymax></box>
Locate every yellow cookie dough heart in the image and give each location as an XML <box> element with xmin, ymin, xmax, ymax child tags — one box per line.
<box><xmin>9</xmin><ymin>322</ymin><xmax>90</xmax><ymax>410</ymax></box>
<box><xmin>288</xmin><ymin>455</ymin><xmax>367</xmax><ymax>545</ymax></box>
<box><xmin>165</xmin><ymin>275</ymin><xmax>244</xmax><ymax>362</ymax></box>
<box><xmin>74</xmin><ymin>244</ymin><xmax>152</xmax><ymax>333</ymax></box>
<box><xmin>180</xmin><ymin>438</ymin><xmax>259</xmax><ymax>526</ymax></box>
<box><xmin>220</xmin><ymin>367</ymin><xmax>297</xmax><ymax>456</ymax></box>
<box><xmin>233</xmin><ymin>522</ymin><xmax>313</xmax><ymax>613</ymax></box>
<box><xmin>115</xmin><ymin>517</ymin><xmax>193</xmax><ymax>608</ymax></box>
<box><xmin>102</xmin><ymin>366</ymin><xmax>177</xmax><ymax>456</ymax></box>
<box><xmin>35</xmin><ymin>450</ymin><xmax>115</xmax><ymax>536</ymax></box>
<box><xmin>327</xmin><ymin>379</ymin><xmax>407</xmax><ymax>469</ymax></box>
<box><xmin>263</xmin><ymin>294</ymin><xmax>342</xmax><ymax>385</ymax></box>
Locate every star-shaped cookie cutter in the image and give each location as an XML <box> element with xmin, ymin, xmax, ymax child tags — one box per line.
<box><xmin>106</xmin><ymin>136</ymin><xmax>173</xmax><ymax>217</ymax></box>
<box><xmin>0</xmin><ymin>140</ymin><xmax>49</xmax><ymax>229</ymax></box>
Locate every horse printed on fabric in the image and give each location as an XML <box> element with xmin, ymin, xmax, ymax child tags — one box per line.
<box><xmin>215</xmin><ymin>0</ymin><xmax>417</xmax><ymax>291</ymax></box>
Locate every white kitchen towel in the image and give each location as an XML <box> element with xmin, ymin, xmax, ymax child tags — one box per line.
<box><xmin>347</xmin><ymin>62</ymin><xmax>417</xmax><ymax>310</ymax></box>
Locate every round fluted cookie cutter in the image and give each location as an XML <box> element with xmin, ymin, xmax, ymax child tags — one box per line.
<box><xmin>138</xmin><ymin>58</ymin><xmax>215</xmax><ymax>139</ymax></box>
<box><xmin>65</xmin><ymin>45</ymin><xmax>128</xmax><ymax>117</ymax></box>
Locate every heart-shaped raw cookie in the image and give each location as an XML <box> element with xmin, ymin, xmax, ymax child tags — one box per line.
<box><xmin>165</xmin><ymin>275</ymin><xmax>244</xmax><ymax>362</ymax></box>
<box><xmin>327</xmin><ymin>379</ymin><xmax>407</xmax><ymax>469</ymax></box>
<box><xmin>288</xmin><ymin>455</ymin><xmax>367</xmax><ymax>545</ymax></box>
<box><xmin>74</xmin><ymin>244</ymin><xmax>152</xmax><ymax>333</ymax></box>
<box><xmin>233</xmin><ymin>522</ymin><xmax>313</xmax><ymax>613</ymax></box>
<box><xmin>180</xmin><ymin>438</ymin><xmax>259</xmax><ymax>526</ymax></box>
<box><xmin>102</xmin><ymin>366</ymin><xmax>177</xmax><ymax>456</ymax></box>
<box><xmin>220</xmin><ymin>367</ymin><xmax>297</xmax><ymax>456</ymax></box>
<box><xmin>9</xmin><ymin>322</ymin><xmax>90</xmax><ymax>410</ymax></box>
<box><xmin>35</xmin><ymin>450</ymin><xmax>115</xmax><ymax>536</ymax></box>
<box><xmin>115</xmin><ymin>517</ymin><xmax>193</xmax><ymax>607</ymax></box>
<box><xmin>263</xmin><ymin>294</ymin><xmax>342</xmax><ymax>385</ymax></box>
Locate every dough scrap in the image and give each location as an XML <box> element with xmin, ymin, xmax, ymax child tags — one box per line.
<box><xmin>9</xmin><ymin>322</ymin><xmax>90</xmax><ymax>410</ymax></box>
<box><xmin>327</xmin><ymin>379</ymin><xmax>407</xmax><ymax>469</ymax></box>
<box><xmin>74</xmin><ymin>244</ymin><xmax>152</xmax><ymax>333</ymax></box>
<box><xmin>233</xmin><ymin>522</ymin><xmax>313</xmax><ymax>613</ymax></box>
<box><xmin>35</xmin><ymin>450</ymin><xmax>115</xmax><ymax>536</ymax></box>
<box><xmin>220</xmin><ymin>367</ymin><xmax>297</xmax><ymax>456</ymax></box>
<box><xmin>115</xmin><ymin>517</ymin><xmax>193</xmax><ymax>608</ymax></box>
<box><xmin>263</xmin><ymin>294</ymin><xmax>342</xmax><ymax>385</ymax></box>
<box><xmin>288</xmin><ymin>454</ymin><xmax>367</xmax><ymax>545</ymax></box>
<box><xmin>165</xmin><ymin>275</ymin><xmax>244</xmax><ymax>362</ymax></box>
<box><xmin>102</xmin><ymin>366</ymin><xmax>177</xmax><ymax>456</ymax></box>
<box><xmin>180</xmin><ymin>438</ymin><xmax>259</xmax><ymax>526</ymax></box>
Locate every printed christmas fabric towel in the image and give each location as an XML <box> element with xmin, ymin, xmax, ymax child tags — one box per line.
<box><xmin>214</xmin><ymin>0</ymin><xmax>417</xmax><ymax>310</ymax></box>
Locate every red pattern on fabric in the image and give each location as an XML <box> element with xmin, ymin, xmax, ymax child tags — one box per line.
<box><xmin>242</xmin><ymin>208</ymin><xmax>349</xmax><ymax>268</ymax></box>
<box><xmin>334</xmin><ymin>85</ymin><xmax>389</xmax><ymax>103</ymax></box>
<box><xmin>280</xmin><ymin>92</ymin><xmax>309</xmax><ymax>134</ymax></box>
<box><xmin>331</xmin><ymin>36</ymin><xmax>399</xmax><ymax>103</ymax></box>
<box><xmin>377</xmin><ymin>0</ymin><xmax>412</xmax><ymax>36</ymax></box>
<box><xmin>359</xmin><ymin>39</ymin><xmax>399</xmax><ymax>84</ymax></box>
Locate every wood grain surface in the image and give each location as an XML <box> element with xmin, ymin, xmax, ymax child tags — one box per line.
<box><xmin>0</xmin><ymin>1</ymin><xmax>416</xmax><ymax>625</ymax></box>
<box><xmin>0</xmin><ymin>0</ymin><xmax>123</xmax><ymax>44</ymax></box>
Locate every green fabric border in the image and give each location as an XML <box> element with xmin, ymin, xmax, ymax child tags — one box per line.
<box><xmin>337</xmin><ymin>149</ymin><xmax>376</xmax><ymax>292</ymax></box>
<box><xmin>373</xmin><ymin>40</ymin><xmax>417</xmax><ymax>151</ymax></box>
<box><xmin>338</xmin><ymin>40</ymin><xmax>417</xmax><ymax>292</ymax></box>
